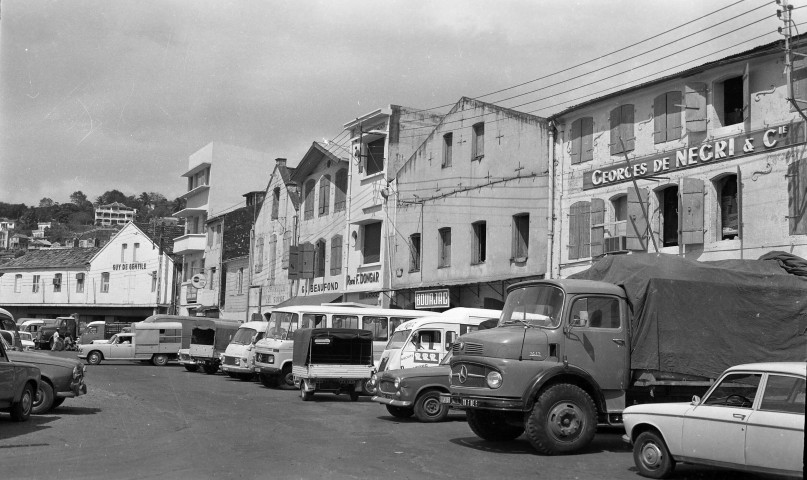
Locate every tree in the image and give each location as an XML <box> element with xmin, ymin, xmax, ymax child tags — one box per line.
<box><xmin>70</xmin><ymin>191</ymin><xmax>89</xmax><ymax>206</ymax></box>
<box><xmin>39</xmin><ymin>198</ymin><xmax>54</xmax><ymax>208</ymax></box>
<box><xmin>95</xmin><ymin>190</ymin><xmax>128</xmax><ymax>206</ymax></box>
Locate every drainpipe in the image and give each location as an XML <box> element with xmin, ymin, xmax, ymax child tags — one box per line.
<box><xmin>547</xmin><ymin>121</ymin><xmax>557</xmax><ymax>279</ymax></box>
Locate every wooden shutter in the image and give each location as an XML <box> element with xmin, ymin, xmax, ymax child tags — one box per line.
<box><xmin>330</xmin><ymin>235</ymin><xmax>342</xmax><ymax>275</ymax></box>
<box><xmin>653</xmin><ymin>94</ymin><xmax>667</xmax><ymax>144</ymax></box>
<box><xmin>581</xmin><ymin>117</ymin><xmax>594</xmax><ymax>163</ymax></box>
<box><xmin>788</xmin><ymin>158</ymin><xmax>807</xmax><ymax>234</ymax></box>
<box><xmin>287</xmin><ymin>245</ymin><xmax>298</xmax><ymax>279</ymax></box>
<box><xmin>685</xmin><ymin>83</ymin><xmax>707</xmax><ymax>134</ymax></box>
<box><xmin>282</xmin><ymin>230</ymin><xmax>291</xmax><ymax>269</ymax></box>
<box><xmin>580</xmin><ymin>202</ymin><xmax>591</xmax><ymax>258</ymax></box>
<box><xmin>621</xmin><ymin>104</ymin><xmax>635</xmax><ymax>152</ymax></box>
<box><xmin>742</xmin><ymin>63</ymin><xmax>750</xmax><ymax>126</ymax></box>
<box><xmin>791</xmin><ymin>57</ymin><xmax>807</xmax><ymax>112</ymax></box>
<box><xmin>570</xmin><ymin>118</ymin><xmax>582</xmax><ymax>165</ymax></box>
<box><xmin>568</xmin><ymin>204</ymin><xmax>580</xmax><ymax>260</ymax></box>
<box><xmin>590</xmin><ymin>198</ymin><xmax>605</xmax><ymax>257</ymax></box>
<box><xmin>626</xmin><ymin>187</ymin><xmax>649</xmax><ymax>251</ymax></box>
<box><xmin>667</xmin><ymin>91</ymin><xmax>682</xmax><ymax>141</ymax></box>
<box><xmin>609</xmin><ymin>107</ymin><xmax>620</xmax><ymax>155</ymax></box>
<box><xmin>300</xmin><ymin>243</ymin><xmax>314</xmax><ymax>279</ymax></box>
<box><xmin>680</xmin><ymin>178</ymin><xmax>705</xmax><ymax>244</ymax></box>
<box><xmin>318</xmin><ymin>176</ymin><xmax>330</xmax><ymax>216</ymax></box>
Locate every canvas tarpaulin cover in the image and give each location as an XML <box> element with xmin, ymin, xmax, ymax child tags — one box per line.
<box><xmin>569</xmin><ymin>253</ymin><xmax>807</xmax><ymax>379</ymax></box>
<box><xmin>292</xmin><ymin>328</ymin><xmax>373</xmax><ymax>367</ymax></box>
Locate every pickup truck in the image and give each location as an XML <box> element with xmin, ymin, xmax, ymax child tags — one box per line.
<box><xmin>78</xmin><ymin>321</ymin><xmax>182</xmax><ymax>366</ymax></box>
<box><xmin>0</xmin><ymin>334</ymin><xmax>40</xmax><ymax>421</ymax></box>
<box><xmin>78</xmin><ymin>321</ymin><xmax>130</xmax><ymax>344</ymax></box>
<box><xmin>442</xmin><ymin>253</ymin><xmax>807</xmax><ymax>455</ymax></box>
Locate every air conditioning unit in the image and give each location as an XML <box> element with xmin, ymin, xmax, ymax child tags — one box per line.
<box><xmin>604</xmin><ymin>235</ymin><xmax>628</xmax><ymax>253</ymax></box>
<box><xmin>52</xmin><ymin>277</ymin><xmax>61</xmax><ymax>285</ymax></box>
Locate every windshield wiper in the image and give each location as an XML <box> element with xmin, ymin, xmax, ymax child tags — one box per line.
<box><xmin>502</xmin><ymin>318</ymin><xmax>534</xmax><ymax>328</ymax></box>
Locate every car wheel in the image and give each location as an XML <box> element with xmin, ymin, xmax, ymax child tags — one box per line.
<box><xmin>414</xmin><ymin>390</ymin><xmax>450</xmax><ymax>422</ymax></box>
<box><xmin>385</xmin><ymin>405</ymin><xmax>414</xmax><ymax>418</ymax></box>
<box><xmin>151</xmin><ymin>354</ymin><xmax>169</xmax><ymax>366</ymax></box>
<box><xmin>633</xmin><ymin>430</ymin><xmax>676</xmax><ymax>479</ymax></box>
<box><xmin>300</xmin><ymin>383</ymin><xmax>313</xmax><ymax>401</ymax></box>
<box><xmin>32</xmin><ymin>381</ymin><xmax>55</xmax><ymax>415</ymax></box>
<box><xmin>466</xmin><ymin>409</ymin><xmax>524</xmax><ymax>441</ymax></box>
<box><xmin>525</xmin><ymin>383</ymin><xmax>597</xmax><ymax>455</ymax></box>
<box><xmin>87</xmin><ymin>351</ymin><xmax>103</xmax><ymax>365</ymax></box>
<box><xmin>10</xmin><ymin>382</ymin><xmax>34</xmax><ymax>422</ymax></box>
<box><xmin>184</xmin><ymin>364</ymin><xmax>199</xmax><ymax>372</ymax></box>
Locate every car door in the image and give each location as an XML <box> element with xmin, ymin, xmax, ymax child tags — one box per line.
<box><xmin>681</xmin><ymin>371</ymin><xmax>762</xmax><ymax>466</ymax></box>
<box><xmin>0</xmin><ymin>342</ymin><xmax>15</xmax><ymax>404</ymax></box>
<box><xmin>109</xmin><ymin>334</ymin><xmax>134</xmax><ymax>359</ymax></box>
<box><xmin>744</xmin><ymin>373</ymin><xmax>805</xmax><ymax>474</ymax></box>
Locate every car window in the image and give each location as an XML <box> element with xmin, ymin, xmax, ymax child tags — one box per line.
<box><xmin>759</xmin><ymin>374</ymin><xmax>806</xmax><ymax>414</ymax></box>
<box><xmin>703</xmin><ymin>372</ymin><xmax>762</xmax><ymax>409</ymax></box>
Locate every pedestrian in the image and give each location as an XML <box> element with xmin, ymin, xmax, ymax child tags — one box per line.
<box><xmin>51</xmin><ymin>330</ymin><xmax>60</xmax><ymax>351</ymax></box>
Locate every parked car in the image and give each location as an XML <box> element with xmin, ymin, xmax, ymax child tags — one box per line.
<box><xmin>0</xmin><ymin>308</ymin><xmax>23</xmax><ymax>350</ymax></box>
<box><xmin>0</xmin><ymin>333</ymin><xmax>40</xmax><ymax>421</ymax></box>
<box><xmin>623</xmin><ymin>362</ymin><xmax>805</xmax><ymax>479</ymax></box>
<box><xmin>18</xmin><ymin>332</ymin><xmax>35</xmax><ymax>351</ymax></box>
<box><xmin>0</xmin><ymin>334</ymin><xmax>88</xmax><ymax>414</ymax></box>
<box><xmin>371</xmin><ymin>351</ymin><xmax>453</xmax><ymax>422</ymax></box>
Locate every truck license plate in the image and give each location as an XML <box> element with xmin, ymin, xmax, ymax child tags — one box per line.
<box><xmin>439</xmin><ymin>395</ymin><xmax>451</xmax><ymax>404</ymax></box>
<box><xmin>461</xmin><ymin>398</ymin><xmax>478</xmax><ymax>407</ymax></box>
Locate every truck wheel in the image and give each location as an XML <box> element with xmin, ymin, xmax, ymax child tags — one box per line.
<box><xmin>414</xmin><ymin>390</ymin><xmax>450</xmax><ymax>422</ymax></box>
<box><xmin>385</xmin><ymin>405</ymin><xmax>414</xmax><ymax>418</ymax></box>
<box><xmin>202</xmin><ymin>363</ymin><xmax>218</xmax><ymax>375</ymax></box>
<box><xmin>184</xmin><ymin>364</ymin><xmax>199</xmax><ymax>372</ymax></box>
<box><xmin>466</xmin><ymin>410</ymin><xmax>524</xmax><ymax>441</ymax></box>
<box><xmin>280</xmin><ymin>364</ymin><xmax>295</xmax><ymax>388</ymax></box>
<box><xmin>10</xmin><ymin>383</ymin><xmax>34</xmax><ymax>422</ymax></box>
<box><xmin>300</xmin><ymin>383</ymin><xmax>313</xmax><ymax>401</ymax></box>
<box><xmin>633</xmin><ymin>430</ymin><xmax>676</xmax><ymax>479</ymax></box>
<box><xmin>525</xmin><ymin>383</ymin><xmax>597</xmax><ymax>455</ymax></box>
<box><xmin>151</xmin><ymin>354</ymin><xmax>169</xmax><ymax>366</ymax></box>
<box><xmin>32</xmin><ymin>381</ymin><xmax>54</xmax><ymax>415</ymax></box>
<box><xmin>87</xmin><ymin>351</ymin><xmax>103</xmax><ymax>365</ymax></box>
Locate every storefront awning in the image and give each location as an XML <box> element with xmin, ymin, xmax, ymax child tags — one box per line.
<box><xmin>273</xmin><ymin>292</ymin><xmax>343</xmax><ymax>309</ymax></box>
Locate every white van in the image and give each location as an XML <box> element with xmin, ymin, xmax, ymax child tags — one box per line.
<box><xmin>220</xmin><ymin>321</ymin><xmax>270</xmax><ymax>380</ymax></box>
<box><xmin>376</xmin><ymin>307</ymin><xmax>501</xmax><ymax>372</ymax></box>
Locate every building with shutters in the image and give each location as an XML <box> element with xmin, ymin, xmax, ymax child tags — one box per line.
<box><xmin>549</xmin><ymin>36</ymin><xmax>807</xmax><ymax>278</ymax></box>
<box><xmin>342</xmin><ymin>106</ymin><xmax>443</xmax><ymax>307</ymax></box>
<box><xmin>390</xmin><ymin>97</ymin><xmax>550</xmax><ymax>310</ymax></box>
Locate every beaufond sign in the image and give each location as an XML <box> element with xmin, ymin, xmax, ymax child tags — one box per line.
<box><xmin>300</xmin><ymin>281</ymin><xmax>339</xmax><ymax>295</ymax></box>
<box><xmin>415</xmin><ymin>289</ymin><xmax>450</xmax><ymax>309</ymax></box>
<box><xmin>583</xmin><ymin>121</ymin><xmax>805</xmax><ymax>190</ymax></box>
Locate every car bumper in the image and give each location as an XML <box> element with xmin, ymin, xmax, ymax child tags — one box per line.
<box><xmin>258</xmin><ymin>366</ymin><xmax>281</xmax><ymax>375</ymax></box>
<box><xmin>222</xmin><ymin>365</ymin><xmax>252</xmax><ymax>374</ymax></box>
<box><xmin>372</xmin><ymin>395</ymin><xmax>413</xmax><ymax>408</ymax></box>
<box><xmin>58</xmin><ymin>382</ymin><xmax>88</xmax><ymax>398</ymax></box>
<box><xmin>439</xmin><ymin>392</ymin><xmax>525</xmax><ymax>410</ymax></box>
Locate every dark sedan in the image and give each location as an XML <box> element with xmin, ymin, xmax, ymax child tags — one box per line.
<box><xmin>371</xmin><ymin>352</ymin><xmax>453</xmax><ymax>422</ymax></box>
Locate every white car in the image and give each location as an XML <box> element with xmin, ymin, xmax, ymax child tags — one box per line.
<box><xmin>18</xmin><ymin>332</ymin><xmax>35</xmax><ymax>351</ymax></box>
<box><xmin>623</xmin><ymin>362</ymin><xmax>805</xmax><ymax>479</ymax></box>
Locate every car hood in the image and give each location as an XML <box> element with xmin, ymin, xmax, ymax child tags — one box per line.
<box><xmin>380</xmin><ymin>365</ymin><xmax>450</xmax><ymax>381</ymax></box>
<box><xmin>8</xmin><ymin>350</ymin><xmax>82</xmax><ymax>369</ymax></box>
<box><xmin>623</xmin><ymin>402</ymin><xmax>694</xmax><ymax>417</ymax></box>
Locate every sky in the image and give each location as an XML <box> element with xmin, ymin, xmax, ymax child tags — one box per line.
<box><xmin>0</xmin><ymin>0</ymin><xmax>794</xmax><ymax>206</ymax></box>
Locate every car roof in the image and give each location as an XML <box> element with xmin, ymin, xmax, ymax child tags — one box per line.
<box><xmin>726</xmin><ymin>362</ymin><xmax>806</xmax><ymax>376</ymax></box>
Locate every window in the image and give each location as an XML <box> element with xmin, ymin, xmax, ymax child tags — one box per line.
<box><xmin>409</xmin><ymin>233</ymin><xmax>421</xmax><ymax>272</ymax></box>
<box><xmin>301</xmin><ymin>314</ymin><xmax>326</xmax><ymax>329</ymax></box>
<box><xmin>569</xmin><ymin>297</ymin><xmax>621</xmax><ymax>329</ymax></box>
<box><xmin>362</xmin><ymin>221</ymin><xmax>382</xmax><ymax>264</ymax></box>
<box><xmin>314</xmin><ymin>239</ymin><xmax>326</xmax><ymax>278</ymax></box>
<box><xmin>208</xmin><ymin>225</ymin><xmax>215</xmax><ymax>247</ymax></box>
<box><xmin>609</xmin><ymin>104</ymin><xmax>635</xmax><ymax>155</ymax></box>
<box><xmin>334</xmin><ymin>169</ymin><xmax>348</xmax><ymax>212</ymax></box>
<box><xmin>53</xmin><ymin>273</ymin><xmax>62</xmax><ymax>293</ymax></box>
<box><xmin>612</xmin><ymin>195</ymin><xmax>627</xmax><ymax>237</ymax></box>
<box><xmin>759</xmin><ymin>375</ymin><xmax>805</xmax><ymax>414</ymax></box>
<box><xmin>216</xmin><ymin>224</ymin><xmax>221</xmax><ymax>243</ymax></box>
<box><xmin>255</xmin><ymin>237</ymin><xmax>264</xmax><ymax>273</ymax></box>
<box><xmin>76</xmin><ymin>274</ymin><xmax>84</xmax><ymax>293</ymax></box>
<box><xmin>282</xmin><ymin>230</ymin><xmax>291</xmax><ymax>269</ymax></box>
<box><xmin>269</xmin><ymin>235</ymin><xmax>277</xmax><ymax>282</ymax></box>
<box><xmin>471</xmin><ymin>123</ymin><xmax>484</xmax><ymax>160</ymax></box>
<box><xmin>653</xmin><ymin>91</ymin><xmax>682</xmax><ymax>144</ymax></box>
<box><xmin>32</xmin><ymin>275</ymin><xmax>40</xmax><ymax>293</ymax></box>
<box><xmin>703</xmin><ymin>372</ymin><xmax>761</xmax><ymax>408</ymax></box>
<box><xmin>101</xmin><ymin>272</ymin><xmax>110</xmax><ymax>293</ymax></box>
<box><xmin>415</xmin><ymin>330</ymin><xmax>442</xmax><ymax>350</ymax></box>
<box><xmin>304</xmin><ymin>179</ymin><xmax>316</xmax><ymax>220</ymax></box>
<box><xmin>272</xmin><ymin>187</ymin><xmax>280</xmax><ymax>220</ymax></box>
<box><xmin>330</xmin><ymin>235</ymin><xmax>342</xmax><ymax>275</ymax></box>
<box><xmin>133</xmin><ymin>243</ymin><xmax>139</xmax><ymax>262</ymax></box>
<box><xmin>366</xmin><ymin>138</ymin><xmax>385</xmax><ymax>175</ymax></box>
<box><xmin>362</xmin><ymin>316</ymin><xmax>390</xmax><ymax>341</ymax></box>
<box><xmin>121</xmin><ymin>243</ymin><xmax>127</xmax><ymax>262</ymax></box>
<box><xmin>657</xmin><ymin>185</ymin><xmax>679</xmax><ymax>247</ymax></box>
<box><xmin>438</xmin><ymin>227</ymin><xmax>451</xmax><ymax>268</ymax></box>
<box><xmin>512</xmin><ymin>214</ymin><xmax>529</xmax><ymax>261</ymax></box>
<box><xmin>318</xmin><ymin>175</ymin><xmax>331</xmax><ymax>216</ymax></box>
<box><xmin>569</xmin><ymin>201</ymin><xmax>591</xmax><ymax>260</ymax></box>
<box><xmin>472</xmin><ymin>221</ymin><xmax>486</xmax><ymax>264</ymax></box>
<box><xmin>210</xmin><ymin>266</ymin><xmax>217</xmax><ymax>290</ymax></box>
<box><xmin>236</xmin><ymin>268</ymin><xmax>243</xmax><ymax>294</ymax></box>
<box><xmin>14</xmin><ymin>274</ymin><xmax>21</xmax><ymax>293</ymax></box>
<box><xmin>715</xmin><ymin>174</ymin><xmax>739</xmax><ymax>240</ymax></box>
<box><xmin>570</xmin><ymin>117</ymin><xmax>594</xmax><ymax>164</ymax></box>
<box><xmin>718</xmin><ymin>76</ymin><xmax>744</xmax><ymax>127</ymax></box>
<box><xmin>332</xmin><ymin>315</ymin><xmax>359</xmax><ymax>329</ymax></box>
<box><xmin>442</xmin><ymin>133</ymin><xmax>453</xmax><ymax>167</ymax></box>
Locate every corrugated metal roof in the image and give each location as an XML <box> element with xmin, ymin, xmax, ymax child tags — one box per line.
<box><xmin>0</xmin><ymin>248</ymin><xmax>100</xmax><ymax>271</ymax></box>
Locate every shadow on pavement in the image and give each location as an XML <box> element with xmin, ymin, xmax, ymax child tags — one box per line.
<box><xmin>0</xmin><ymin>414</ymin><xmax>57</xmax><ymax>441</ymax></box>
<box><xmin>46</xmin><ymin>406</ymin><xmax>101</xmax><ymax>416</ymax></box>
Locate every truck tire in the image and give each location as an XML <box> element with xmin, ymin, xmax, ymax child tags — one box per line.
<box><xmin>414</xmin><ymin>390</ymin><xmax>450</xmax><ymax>422</ymax></box>
<box><xmin>32</xmin><ymin>381</ymin><xmax>54</xmax><ymax>415</ymax></box>
<box><xmin>633</xmin><ymin>430</ymin><xmax>676</xmax><ymax>479</ymax></box>
<box><xmin>87</xmin><ymin>351</ymin><xmax>103</xmax><ymax>365</ymax></box>
<box><xmin>10</xmin><ymin>383</ymin><xmax>34</xmax><ymax>422</ymax></box>
<box><xmin>280</xmin><ymin>364</ymin><xmax>295</xmax><ymax>388</ymax></box>
<box><xmin>525</xmin><ymin>383</ymin><xmax>597</xmax><ymax>455</ymax></box>
<box><xmin>385</xmin><ymin>405</ymin><xmax>414</xmax><ymax>418</ymax></box>
<box><xmin>202</xmin><ymin>363</ymin><xmax>218</xmax><ymax>375</ymax></box>
<box><xmin>466</xmin><ymin>409</ymin><xmax>524</xmax><ymax>441</ymax></box>
<box><xmin>151</xmin><ymin>354</ymin><xmax>169</xmax><ymax>366</ymax></box>
<box><xmin>300</xmin><ymin>383</ymin><xmax>313</xmax><ymax>401</ymax></box>
<box><xmin>184</xmin><ymin>364</ymin><xmax>199</xmax><ymax>372</ymax></box>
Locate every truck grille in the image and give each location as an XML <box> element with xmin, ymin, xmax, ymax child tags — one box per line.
<box><xmin>453</xmin><ymin>342</ymin><xmax>484</xmax><ymax>356</ymax></box>
<box><xmin>450</xmin><ymin>362</ymin><xmax>489</xmax><ymax>388</ymax></box>
<box><xmin>223</xmin><ymin>356</ymin><xmax>238</xmax><ymax>366</ymax></box>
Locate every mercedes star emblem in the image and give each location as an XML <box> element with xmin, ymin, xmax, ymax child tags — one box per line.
<box><xmin>458</xmin><ymin>365</ymin><xmax>468</xmax><ymax>384</ymax></box>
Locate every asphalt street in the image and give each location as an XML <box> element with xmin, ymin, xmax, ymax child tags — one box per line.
<box><xmin>0</xmin><ymin>350</ymin><xmax>793</xmax><ymax>480</ymax></box>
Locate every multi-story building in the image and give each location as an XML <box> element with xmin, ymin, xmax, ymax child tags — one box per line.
<box><xmin>342</xmin><ymin>106</ymin><xmax>443</xmax><ymax>306</ymax></box>
<box><xmin>550</xmin><ymin>36</ymin><xmax>807</xmax><ymax>278</ymax></box>
<box><xmin>94</xmin><ymin>203</ymin><xmax>135</xmax><ymax>226</ymax></box>
<box><xmin>0</xmin><ymin>222</ymin><xmax>176</xmax><ymax>324</ymax></box>
<box><xmin>172</xmin><ymin>142</ymin><xmax>272</xmax><ymax>316</ymax></box>
<box><xmin>391</xmin><ymin>97</ymin><xmax>550</xmax><ymax>309</ymax></box>
<box><xmin>0</xmin><ymin>218</ymin><xmax>14</xmax><ymax>250</ymax></box>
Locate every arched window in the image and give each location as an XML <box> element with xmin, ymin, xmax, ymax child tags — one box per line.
<box><xmin>330</xmin><ymin>235</ymin><xmax>342</xmax><ymax>275</ymax></box>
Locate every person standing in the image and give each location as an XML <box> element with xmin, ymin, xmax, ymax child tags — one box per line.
<box><xmin>51</xmin><ymin>330</ymin><xmax>60</xmax><ymax>350</ymax></box>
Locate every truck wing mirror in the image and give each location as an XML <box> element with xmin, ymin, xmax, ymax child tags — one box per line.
<box><xmin>570</xmin><ymin>315</ymin><xmax>588</xmax><ymax>328</ymax></box>
<box><xmin>691</xmin><ymin>395</ymin><xmax>701</xmax><ymax>406</ymax></box>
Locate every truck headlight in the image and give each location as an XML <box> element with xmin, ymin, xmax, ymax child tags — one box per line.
<box><xmin>486</xmin><ymin>371</ymin><xmax>503</xmax><ymax>389</ymax></box>
<box><xmin>394</xmin><ymin>377</ymin><xmax>401</xmax><ymax>389</ymax></box>
<box><xmin>369</xmin><ymin>373</ymin><xmax>377</xmax><ymax>387</ymax></box>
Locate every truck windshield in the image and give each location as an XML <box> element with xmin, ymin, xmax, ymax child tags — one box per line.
<box><xmin>267</xmin><ymin>312</ymin><xmax>298</xmax><ymax>337</ymax></box>
<box><xmin>385</xmin><ymin>329</ymin><xmax>411</xmax><ymax>350</ymax></box>
<box><xmin>231</xmin><ymin>328</ymin><xmax>257</xmax><ymax>345</ymax></box>
<box><xmin>499</xmin><ymin>285</ymin><xmax>564</xmax><ymax>328</ymax></box>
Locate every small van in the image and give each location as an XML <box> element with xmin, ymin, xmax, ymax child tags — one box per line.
<box><xmin>221</xmin><ymin>321</ymin><xmax>270</xmax><ymax>380</ymax></box>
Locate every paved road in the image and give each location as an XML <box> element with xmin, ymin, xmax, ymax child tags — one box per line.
<box><xmin>0</xmin><ymin>351</ymin><xmax>791</xmax><ymax>480</ymax></box>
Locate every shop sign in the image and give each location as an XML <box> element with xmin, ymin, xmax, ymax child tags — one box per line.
<box><xmin>415</xmin><ymin>289</ymin><xmax>450</xmax><ymax>309</ymax></box>
<box><xmin>300</xmin><ymin>281</ymin><xmax>339</xmax><ymax>295</ymax></box>
<box><xmin>112</xmin><ymin>262</ymin><xmax>147</xmax><ymax>271</ymax></box>
<box><xmin>346</xmin><ymin>272</ymin><xmax>380</xmax><ymax>286</ymax></box>
<box><xmin>583</xmin><ymin>121</ymin><xmax>805</xmax><ymax>190</ymax></box>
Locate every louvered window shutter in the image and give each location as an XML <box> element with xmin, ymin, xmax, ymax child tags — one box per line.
<box><xmin>685</xmin><ymin>83</ymin><xmax>707</xmax><ymax>135</ymax></box>
<box><xmin>570</xmin><ymin>118</ymin><xmax>582</xmax><ymax>165</ymax></box>
<box><xmin>791</xmin><ymin>57</ymin><xmax>807</xmax><ymax>112</ymax></box>
<box><xmin>788</xmin><ymin>158</ymin><xmax>807</xmax><ymax>234</ymax></box>
<box><xmin>680</xmin><ymin>178</ymin><xmax>705</xmax><ymax>244</ymax></box>
<box><xmin>653</xmin><ymin>94</ymin><xmax>667</xmax><ymax>144</ymax></box>
<box><xmin>568</xmin><ymin>203</ymin><xmax>580</xmax><ymax>260</ymax></box>
<box><xmin>330</xmin><ymin>235</ymin><xmax>342</xmax><ymax>275</ymax></box>
<box><xmin>287</xmin><ymin>245</ymin><xmax>298</xmax><ymax>279</ymax></box>
<box><xmin>581</xmin><ymin>117</ymin><xmax>594</xmax><ymax>163</ymax></box>
<box><xmin>609</xmin><ymin>107</ymin><xmax>620</xmax><ymax>155</ymax></box>
<box><xmin>580</xmin><ymin>202</ymin><xmax>591</xmax><ymax>258</ymax></box>
<box><xmin>626</xmin><ymin>187</ymin><xmax>649</xmax><ymax>251</ymax></box>
<box><xmin>301</xmin><ymin>243</ymin><xmax>314</xmax><ymax>279</ymax></box>
<box><xmin>742</xmin><ymin>63</ymin><xmax>750</xmax><ymax>126</ymax></box>
<box><xmin>667</xmin><ymin>91</ymin><xmax>682</xmax><ymax>141</ymax></box>
<box><xmin>621</xmin><ymin>105</ymin><xmax>635</xmax><ymax>152</ymax></box>
<box><xmin>590</xmin><ymin>198</ymin><xmax>605</xmax><ymax>257</ymax></box>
